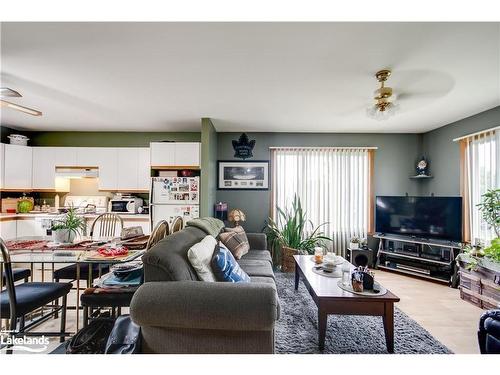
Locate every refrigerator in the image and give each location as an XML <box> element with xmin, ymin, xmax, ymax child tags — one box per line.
<box><xmin>150</xmin><ymin>176</ymin><xmax>200</xmax><ymax>230</ymax></box>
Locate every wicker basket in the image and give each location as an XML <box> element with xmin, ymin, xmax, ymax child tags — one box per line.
<box><xmin>281</xmin><ymin>246</ymin><xmax>299</xmax><ymax>273</ymax></box>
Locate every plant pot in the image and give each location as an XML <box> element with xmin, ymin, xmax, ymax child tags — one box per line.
<box><xmin>349</xmin><ymin>242</ymin><xmax>359</xmax><ymax>249</ymax></box>
<box><xmin>282</xmin><ymin>246</ymin><xmax>299</xmax><ymax>273</ymax></box>
<box><xmin>53</xmin><ymin>229</ymin><xmax>76</xmax><ymax>244</ymax></box>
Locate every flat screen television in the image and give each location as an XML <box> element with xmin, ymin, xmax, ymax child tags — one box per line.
<box><xmin>375</xmin><ymin>196</ymin><xmax>462</xmax><ymax>242</ymax></box>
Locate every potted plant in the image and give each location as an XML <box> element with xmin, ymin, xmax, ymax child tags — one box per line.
<box><xmin>51</xmin><ymin>207</ymin><xmax>86</xmax><ymax>244</ymax></box>
<box><xmin>349</xmin><ymin>237</ymin><xmax>361</xmax><ymax>249</ymax></box>
<box><xmin>265</xmin><ymin>194</ymin><xmax>332</xmax><ymax>272</ymax></box>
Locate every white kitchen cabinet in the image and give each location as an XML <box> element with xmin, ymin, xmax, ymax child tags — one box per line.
<box><xmin>32</xmin><ymin>147</ymin><xmax>56</xmax><ymax>189</ymax></box>
<box><xmin>137</xmin><ymin>148</ymin><xmax>151</xmax><ymax>190</ymax></box>
<box><xmin>150</xmin><ymin>142</ymin><xmax>175</xmax><ymax>167</ymax></box>
<box><xmin>0</xmin><ymin>220</ymin><xmax>17</xmax><ymax>240</ymax></box>
<box><xmin>116</xmin><ymin>148</ymin><xmax>150</xmax><ymax>191</ymax></box>
<box><xmin>117</xmin><ymin>148</ymin><xmax>139</xmax><ymax>190</ymax></box>
<box><xmin>3</xmin><ymin>144</ymin><xmax>32</xmax><ymax>189</ymax></box>
<box><xmin>16</xmin><ymin>219</ymin><xmax>47</xmax><ymax>237</ymax></box>
<box><xmin>150</xmin><ymin>142</ymin><xmax>200</xmax><ymax>167</ymax></box>
<box><xmin>54</xmin><ymin>147</ymin><xmax>78</xmax><ymax>166</ymax></box>
<box><xmin>0</xmin><ymin>143</ymin><xmax>5</xmax><ymax>189</ymax></box>
<box><xmin>98</xmin><ymin>148</ymin><xmax>118</xmax><ymax>190</ymax></box>
<box><xmin>174</xmin><ymin>142</ymin><xmax>200</xmax><ymax>167</ymax></box>
<box><xmin>76</xmin><ymin>147</ymin><xmax>103</xmax><ymax>167</ymax></box>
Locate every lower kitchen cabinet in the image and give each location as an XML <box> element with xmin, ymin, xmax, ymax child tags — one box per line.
<box><xmin>16</xmin><ymin>219</ymin><xmax>48</xmax><ymax>237</ymax></box>
<box><xmin>0</xmin><ymin>220</ymin><xmax>17</xmax><ymax>240</ymax></box>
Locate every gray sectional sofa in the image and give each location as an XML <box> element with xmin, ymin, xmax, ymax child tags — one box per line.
<box><xmin>129</xmin><ymin>225</ymin><xmax>279</xmax><ymax>354</ymax></box>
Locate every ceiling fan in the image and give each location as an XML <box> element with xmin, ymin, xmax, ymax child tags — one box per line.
<box><xmin>366</xmin><ymin>69</ymin><xmax>399</xmax><ymax>120</ymax></box>
<box><xmin>0</xmin><ymin>87</ymin><xmax>42</xmax><ymax>116</ymax></box>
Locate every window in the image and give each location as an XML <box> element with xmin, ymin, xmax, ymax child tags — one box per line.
<box><xmin>271</xmin><ymin>147</ymin><xmax>374</xmax><ymax>255</ymax></box>
<box><xmin>461</xmin><ymin>129</ymin><xmax>500</xmax><ymax>244</ymax></box>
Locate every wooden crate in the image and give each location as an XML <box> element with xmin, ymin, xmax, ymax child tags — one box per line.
<box><xmin>458</xmin><ymin>263</ymin><xmax>500</xmax><ymax>309</ymax></box>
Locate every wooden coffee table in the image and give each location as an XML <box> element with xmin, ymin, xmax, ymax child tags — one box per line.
<box><xmin>294</xmin><ymin>255</ymin><xmax>400</xmax><ymax>353</ymax></box>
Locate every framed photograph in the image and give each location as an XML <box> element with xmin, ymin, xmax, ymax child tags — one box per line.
<box><xmin>217</xmin><ymin>160</ymin><xmax>270</xmax><ymax>190</ymax></box>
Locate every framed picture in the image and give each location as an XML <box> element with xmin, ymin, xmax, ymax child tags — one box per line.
<box><xmin>217</xmin><ymin>160</ymin><xmax>270</xmax><ymax>190</ymax></box>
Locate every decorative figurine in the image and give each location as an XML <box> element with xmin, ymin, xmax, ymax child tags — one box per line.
<box><xmin>416</xmin><ymin>156</ymin><xmax>429</xmax><ymax>176</ymax></box>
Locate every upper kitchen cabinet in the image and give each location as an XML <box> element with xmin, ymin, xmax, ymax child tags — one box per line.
<box><xmin>3</xmin><ymin>144</ymin><xmax>33</xmax><ymax>189</ymax></box>
<box><xmin>54</xmin><ymin>147</ymin><xmax>78</xmax><ymax>166</ymax></box>
<box><xmin>174</xmin><ymin>142</ymin><xmax>201</xmax><ymax>167</ymax></box>
<box><xmin>76</xmin><ymin>147</ymin><xmax>104</xmax><ymax>167</ymax></box>
<box><xmin>97</xmin><ymin>148</ymin><xmax>118</xmax><ymax>191</ymax></box>
<box><xmin>32</xmin><ymin>147</ymin><xmax>56</xmax><ymax>189</ymax></box>
<box><xmin>0</xmin><ymin>143</ymin><xmax>4</xmax><ymax>188</ymax></box>
<box><xmin>150</xmin><ymin>142</ymin><xmax>200</xmax><ymax>168</ymax></box>
<box><xmin>116</xmin><ymin>147</ymin><xmax>150</xmax><ymax>191</ymax></box>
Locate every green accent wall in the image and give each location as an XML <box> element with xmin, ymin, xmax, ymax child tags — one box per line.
<box><xmin>200</xmin><ymin>118</ymin><xmax>218</xmax><ymax>217</ymax></box>
<box><xmin>29</xmin><ymin>131</ymin><xmax>200</xmax><ymax>147</ymax></box>
<box><xmin>216</xmin><ymin>132</ymin><xmax>423</xmax><ymax>232</ymax></box>
<box><xmin>421</xmin><ymin>105</ymin><xmax>500</xmax><ymax>196</ymax></box>
<box><xmin>1</xmin><ymin>126</ymin><xmax>200</xmax><ymax>147</ymax></box>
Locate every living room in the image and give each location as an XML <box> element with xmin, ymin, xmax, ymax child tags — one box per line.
<box><xmin>1</xmin><ymin>2</ymin><xmax>499</xmax><ymax>374</ymax></box>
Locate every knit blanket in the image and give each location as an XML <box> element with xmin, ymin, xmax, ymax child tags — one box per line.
<box><xmin>186</xmin><ymin>217</ymin><xmax>225</xmax><ymax>237</ymax></box>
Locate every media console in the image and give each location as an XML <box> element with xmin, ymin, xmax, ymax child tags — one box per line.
<box><xmin>374</xmin><ymin>233</ymin><xmax>462</xmax><ymax>286</ymax></box>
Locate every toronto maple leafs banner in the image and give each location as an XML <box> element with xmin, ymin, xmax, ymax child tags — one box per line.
<box><xmin>232</xmin><ymin>133</ymin><xmax>256</xmax><ymax>159</ymax></box>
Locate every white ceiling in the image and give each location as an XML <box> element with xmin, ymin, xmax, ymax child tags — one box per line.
<box><xmin>1</xmin><ymin>22</ymin><xmax>499</xmax><ymax>133</ymax></box>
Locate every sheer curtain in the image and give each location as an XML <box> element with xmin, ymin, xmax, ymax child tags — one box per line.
<box><xmin>465</xmin><ymin>130</ymin><xmax>500</xmax><ymax>243</ymax></box>
<box><xmin>272</xmin><ymin>147</ymin><xmax>372</xmax><ymax>256</ymax></box>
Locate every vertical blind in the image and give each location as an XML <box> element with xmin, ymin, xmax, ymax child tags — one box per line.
<box><xmin>271</xmin><ymin>147</ymin><xmax>372</xmax><ymax>256</ymax></box>
<box><xmin>463</xmin><ymin>130</ymin><xmax>500</xmax><ymax>243</ymax></box>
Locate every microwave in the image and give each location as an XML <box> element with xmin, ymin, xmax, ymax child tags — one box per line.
<box><xmin>110</xmin><ymin>197</ymin><xmax>143</xmax><ymax>214</ymax></box>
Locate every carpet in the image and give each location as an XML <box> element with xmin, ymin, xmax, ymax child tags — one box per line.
<box><xmin>274</xmin><ymin>272</ymin><xmax>453</xmax><ymax>354</ymax></box>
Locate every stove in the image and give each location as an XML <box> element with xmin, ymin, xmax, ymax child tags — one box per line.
<box><xmin>63</xmin><ymin>195</ymin><xmax>109</xmax><ymax>214</ymax></box>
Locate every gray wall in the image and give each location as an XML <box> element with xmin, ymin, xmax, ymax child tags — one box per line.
<box><xmin>422</xmin><ymin>106</ymin><xmax>500</xmax><ymax>196</ymax></box>
<box><xmin>216</xmin><ymin>132</ymin><xmax>422</xmax><ymax>232</ymax></box>
<box><xmin>200</xmin><ymin>118</ymin><xmax>218</xmax><ymax>217</ymax></box>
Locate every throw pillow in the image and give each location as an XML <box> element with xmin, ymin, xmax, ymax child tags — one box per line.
<box><xmin>211</xmin><ymin>244</ymin><xmax>251</xmax><ymax>283</ymax></box>
<box><xmin>187</xmin><ymin>235</ymin><xmax>218</xmax><ymax>282</ymax></box>
<box><xmin>219</xmin><ymin>226</ymin><xmax>250</xmax><ymax>259</ymax></box>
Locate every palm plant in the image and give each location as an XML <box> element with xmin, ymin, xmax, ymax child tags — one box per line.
<box><xmin>477</xmin><ymin>188</ymin><xmax>500</xmax><ymax>237</ymax></box>
<box><xmin>52</xmin><ymin>207</ymin><xmax>86</xmax><ymax>243</ymax></box>
<box><xmin>265</xmin><ymin>194</ymin><xmax>332</xmax><ymax>266</ymax></box>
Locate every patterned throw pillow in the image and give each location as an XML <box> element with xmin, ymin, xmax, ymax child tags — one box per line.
<box><xmin>211</xmin><ymin>244</ymin><xmax>250</xmax><ymax>283</ymax></box>
<box><xmin>218</xmin><ymin>226</ymin><xmax>250</xmax><ymax>259</ymax></box>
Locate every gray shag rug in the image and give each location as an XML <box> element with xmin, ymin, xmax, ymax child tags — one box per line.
<box><xmin>275</xmin><ymin>272</ymin><xmax>452</xmax><ymax>354</ymax></box>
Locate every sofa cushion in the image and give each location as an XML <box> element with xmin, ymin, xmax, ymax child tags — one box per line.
<box><xmin>211</xmin><ymin>245</ymin><xmax>250</xmax><ymax>283</ymax></box>
<box><xmin>142</xmin><ymin>226</ymin><xmax>206</xmax><ymax>282</ymax></box>
<box><xmin>241</xmin><ymin>250</ymin><xmax>272</xmax><ymax>264</ymax></box>
<box><xmin>237</xmin><ymin>259</ymin><xmax>275</xmax><ymax>280</ymax></box>
<box><xmin>219</xmin><ymin>226</ymin><xmax>250</xmax><ymax>259</ymax></box>
<box><xmin>187</xmin><ymin>235</ymin><xmax>217</xmax><ymax>282</ymax></box>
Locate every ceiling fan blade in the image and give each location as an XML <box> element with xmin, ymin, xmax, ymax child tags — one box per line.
<box><xmin>0</xmin><ymin>87</ymin><xmax>22</xmax><ymax>97</ymax></box>
<box><xmin>396</xmin><ymin>91</ymin><xmax>445</xmax><ymax>101</ymax></box>
<box><xmin>0</xmin><ymin>99</ymin><xmax>42</xmax><ymax>116</ymax></box>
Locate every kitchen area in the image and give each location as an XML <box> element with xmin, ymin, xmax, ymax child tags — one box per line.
<box><xmin>0</xmin><ymin>138</ymin><xmax>201</xmax><ymax>240</ymax></box>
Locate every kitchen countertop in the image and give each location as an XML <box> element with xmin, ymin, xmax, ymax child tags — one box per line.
<box><xmin>0</xmin><ymin>212</ymin><xmax>150</xmax><ymax>220</ymax></box>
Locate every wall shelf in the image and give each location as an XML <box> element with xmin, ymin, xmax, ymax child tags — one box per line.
<box><xmin>409</xmin><ymin>175</ymin><xmax>433</xmax><ymax>179</ymax></box>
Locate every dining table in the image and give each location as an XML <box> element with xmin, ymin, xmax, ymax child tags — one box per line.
<box><xmin>0</xmin><ymin>236</ymin><xmax>145</xmax><ymax>333</ymax></box>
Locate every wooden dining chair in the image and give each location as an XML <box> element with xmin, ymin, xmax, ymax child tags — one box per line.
<box><xmin>90</xmin><ymin>213</ymin><xmax>124</xmax><ymax>238</ymax></box>
<box><xmin>170</xmin><ymin>216</ymin><xmax>184</xmax><ymax>234</ymax></box>
<box><xmin>53</xmin><ymin>213</ymin><xmax>124</xmax><ymax>286</ymax></box>
<box><xmin>145</xmin><ymin>220</ymin><xmax>170</xmax><ymax>251</ymax></box>
<box><xmin>0</xmin><ymin>238</ymin><xmax>71</xmax><ymax>346</ymax></box>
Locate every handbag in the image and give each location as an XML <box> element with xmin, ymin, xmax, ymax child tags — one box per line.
<box><xmin>66</xmin><ymin>318</ymin><xmax>115</xmax><ymax>354</ymax></box>
<box><xmin>104</xmin><ymin>315</ymin><xmax>141</xmax><ymax>354</ymax></box>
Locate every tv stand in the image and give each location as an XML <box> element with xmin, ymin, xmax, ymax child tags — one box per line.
<box><xmin>374</xmin><ymin>233</ymin><xmax>461</xmax><ymax>287</ymax></box>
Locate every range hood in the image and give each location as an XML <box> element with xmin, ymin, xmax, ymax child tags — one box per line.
<box><xmin>55</xmin><ymin>167</ymin><xmax>99</xmax><ymax>178</ymax></box>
